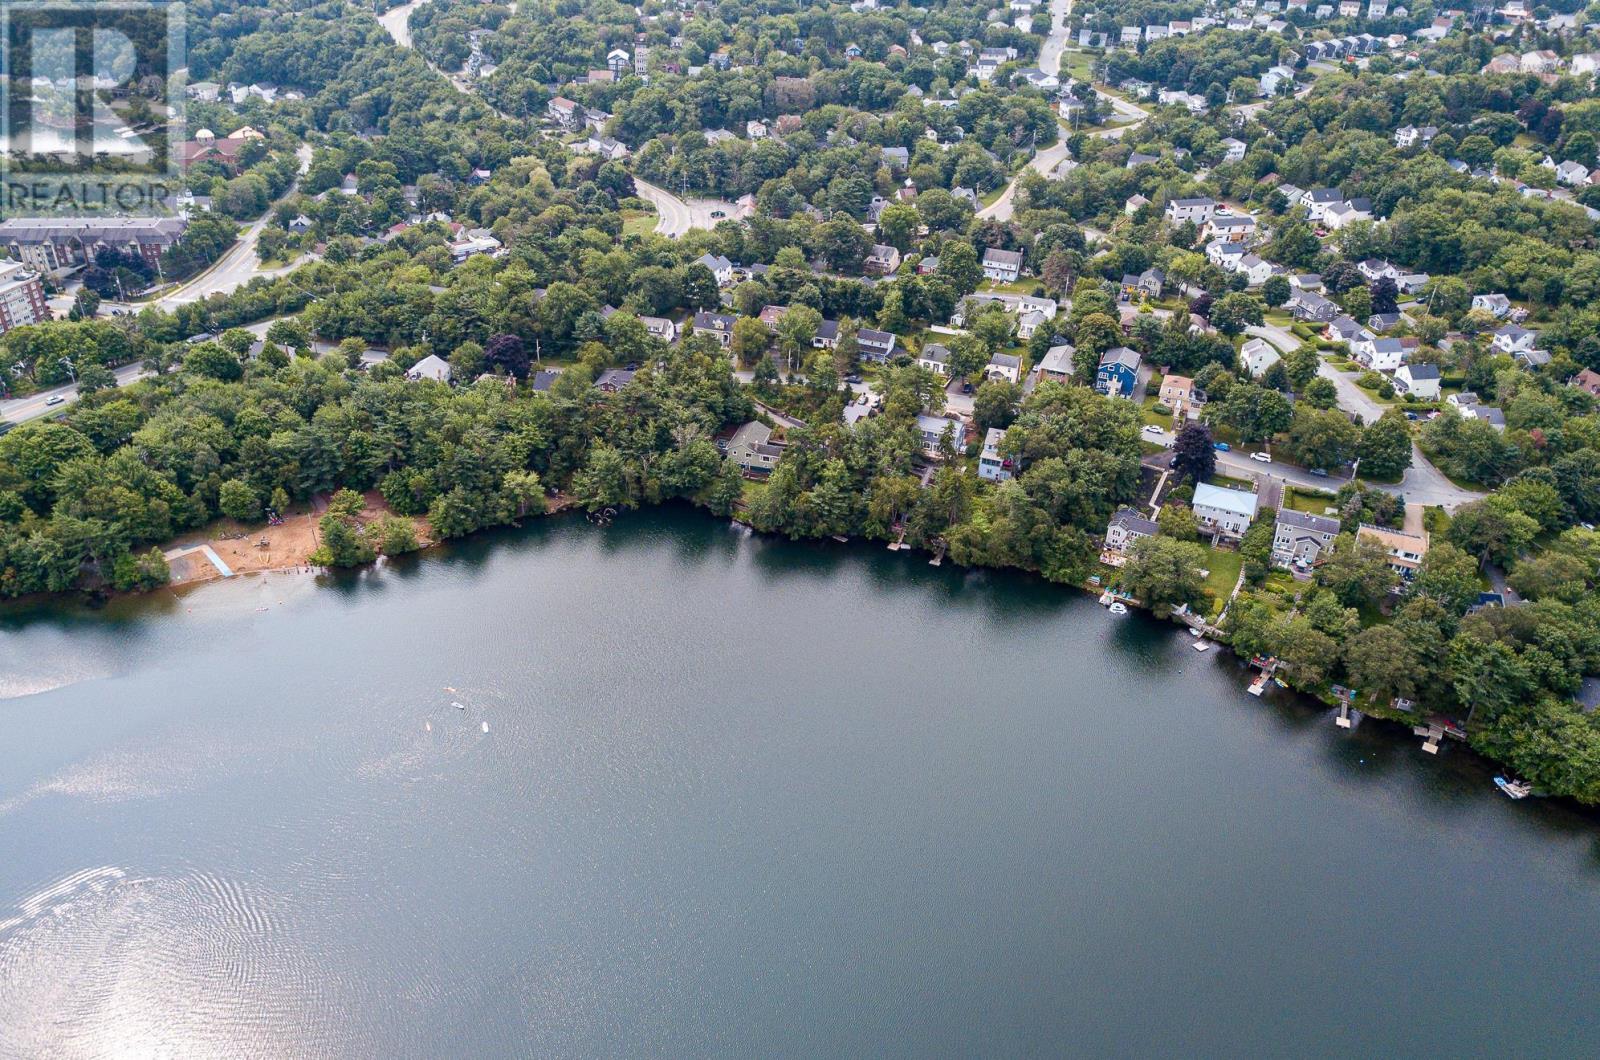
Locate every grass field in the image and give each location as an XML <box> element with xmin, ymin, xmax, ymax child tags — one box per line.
<box><xmin>1282</xmin><ymin>486</ymin><xmax>1339</xmax><ymax>515</ymax></box>
<box><xmin>621</xmin><ymin>209</ymin><xmax>657</xmax><ymax>237</ymax></box>
<box><xmin>1200</xmin><ymin>547</ymin><xmax>1244</xmax><ymax>619</ymax></box>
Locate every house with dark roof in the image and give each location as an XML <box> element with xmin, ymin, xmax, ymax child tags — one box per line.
<box><xmin>981</xmin><ymin>247</ymin><xmax>1024</xmax><ymax>282</ymax></box>
<box><xmin>1272</xmin><ymin>510</ymin><xmax>1341</xmax><ymax>567</ymax></box>
<box><xmin>1096</xmin><ymin>347</ymin><xmax>1141</xmax><ymax>397</ymax></box>
<box><xmin>857</xmin><ymin>328</ymin><xmax>897</xmax><ymax>361</ymax></box>
<box><xmin>1105</xmin><ymin>508</ymin><xmax>1159</xmax><ymax>552</ymax></box>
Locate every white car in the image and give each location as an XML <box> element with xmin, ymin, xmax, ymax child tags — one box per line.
<box><xmin>44</xmin><ymin>395</ymin><xmax>66</xmax><ymax>407</ymax></box>
<box><xmin>1142</xmin><ymin>424</ymin><xmax>1165</xmax><ymax>434</ymax></box>
<box><xmin>1250</xmin><ymin>451</ymin><xmax>1272</xmax><ymax>463</ymax></box>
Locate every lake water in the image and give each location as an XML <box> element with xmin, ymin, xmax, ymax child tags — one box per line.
<box><xmin>2</xmin><ymin>508</ymin><xmax>1598</xmax><ymax>1057</ymax></box>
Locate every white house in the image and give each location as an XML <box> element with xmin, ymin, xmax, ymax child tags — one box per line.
<box><xmin>1393</xmin><ymin>363</ymin><xmax>1441</xmax><ymax>400</ymax></box>
<box><xmin>1220</xmin><ymin>137</ymin><xmax>1248</xmax><ymax>163</ymax></box>
<box><xmin>981</xmin><ymin>247</ymin><xmax>1024</xmax><ymax>283</ymax></box>
<box><xmin>694</xmin><ymin>253</ymin><xmax>736</xmax><ymax>286</ymax></box>
<box><xmin>1472</xmin><ymin>293</ymin><xmax>1512</xmax><ymax>317</ymax></box>
<box><xmin>1260</xmin><ymin>65</ymin><xmax>1295</xmax><ymax>96</ymax></box>
<box><xmin>406</xmin><ymin>354</ymin><xmax>452</xmax><ymax>383</ymax></box>
<box><xmin>978</xmin><ymin>427</ymin><xmax>1014</xmax><ymax>481</ymax></box>
<box><xmin>1491</xmin><ymin>324</ymin><xmax>1538</xmax><ymax>353</ymax></box>
<box><xmin>1193</xmin><ymin>482</ymin><xmax>1260</xmax><ymax>539</ymax></box>
<box><xmin>1240</xmin><ymin>337</ymin><xmax>1281</xmax><ymax>378</ymax></box>
<box><xmin>1164</xmin><ymin>197</ymin><xmax>1218</xmax><ymax>225</ymax></box>
<box><xmin>1105</xmin><ymin>507</ymin><xmax>1160</xmax><ymax>551</ymax></box>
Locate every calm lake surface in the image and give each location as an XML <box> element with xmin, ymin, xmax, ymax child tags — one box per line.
<box><xmin>3</xmin><ymin>507</ymin><xmax>1599</xmax><ymax>1057</ymax></box>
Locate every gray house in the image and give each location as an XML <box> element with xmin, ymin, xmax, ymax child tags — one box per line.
<box><xmin>1271</xmin><ymin>510</ymin><xmax>1340</xmax><ymax>567</ymax></box>
<box><xmin>724</xmin><ymin>421</ymin><xmax>784</xmax><ymax>474</ymax></box>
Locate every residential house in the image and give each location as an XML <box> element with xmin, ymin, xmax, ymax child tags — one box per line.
<box><xmin>1393</xmin><ymin>362</ymin><xmax>1441</xmax><ymax>399</ymax></box>
<box><xmin>1238</xmin><ymin>254</ymin><xmax>1275</xmax><ymax>287</ymax></box>
<box><xmin>548</xmin><ymin>96</ymin><xmax>582</xmax><ymax>128</ymax></box>
<box><xmin>857</xmin><ymin>328</ymin><xmax>898</xmax><ymax>361</ymax></box>
<box><xmin>1096</xmin><ymin>347</ymin><xmax>1141</xmax><ymax>397</ymax></box>
<box><xmin>1302</xmin><ymin>187</ymin><xmax>1345</xmax><ymax>221</ymax></box>
<box><xmin>1557</xmin><ymin>160</ymin><xmax>1591</xmax><ymax>186</ymax></box>
<box><xmin>1357</xmin><ymin>258</ymin><xmax>1400</xmax><ymax>283</ymax></box>
<box><xmin>1164</xmin><ymin>197</ymin><xmax>1218</xmax><ymax>225</ymax></box>
<box><xmin>725</xmin><ymin>421</ymin><xmax>784</xmax><ymax>474</ymax></box>
<box><xmin>1220</xmin><ymin>137</ymin><xmax>1248</xmax><ymax>163</ymax></box>
<box><xmin>1207</xmin><ymin>239</ymin><xmax>1248</xmax><ymax>270</ymax></box>
<box><xmin>694</xmin><ymin>253</ymin><xmax>736</xmax><ymax>287</ymax></box>
<box><xmin>915</xmin><ymin>414</ymin><xmax>963</xmax><ymax>456</ymax></box>
<box><xmin>640</xmin><ymin>315</ymin><xmax>679</xmax><ymax>343</ymax></box>
<box><xmin>1160</xmin><ymin>374</ymin><xmax>1196</xmax><ymax>415</ymax></box>
<box><xmin>812</xmin><ymin>319</ymin><xmax>841</xmax><ymax>349</ymax></box>
<box><xmin>1358</xmin><ymin>524</ymin><xmax>1430</xmax><ymax>578</ymax></box>
<box><xmin>406</xmin><ymin>354</ymin><xmax>452</xmax><ymax>383</ymax></box>
<box><xmin>918</xmin><ymin>344</ymin><xmax>952</xmax><ymax>375</ymax></box>
<box><xmin>1105</xmin><ymin>508</ymin><xmax>1160</xmax><ymax>552</ymax></box>
<box><xmin>1472</xmin><ymin>293</ymin><xmax>1512</xmax><ymax>317</ymax></box>
<box><xmin>1394</xmin><ymin>124</ymin><xmax>1438</xmax><ymax>148</ymax></box>
<box><xmin>1240</xmin><ymin>337</ymin><xmax>1282</xmax><ymax>378</ymax></box>
<box><xmin>1491</xmin><ymin>323</ymin><xmax>1537</xmax><ymax>354</ymax></box>
<box><xmin>981</xmin><ymin>247</ymin><xmax>1024</xmax><ymax>282</ymax></box>
<box><xmin>1193</xmin><ymin>482</ymin><xmax>1260</xmax><ymax>539</ymax></box>
<box><xmin>1289</xmin><ymin>290</ymin><xmax>1338</xmax><ymax>322</ymax></box>
<box><xmin>1036</xmin><ymin>343</ymin><xmax>1075</xmax><ymax>383</ymax></box>
<box><xmin>595</xmin><ymin>368</ymin><xmax>636</xmax><ymax>392</ymax></box>
<box><xmin>1322</xmin><ymin>199</ymin><xmax>1373</xmax><ymax>230</ymax></box>
<box><xmin>1272</xmin><ymin>510</ymin><xmax>1341</xmax><ymax>567</ymax></box>
<box><xmin>978</xmin><ymin>427</ymin><xmax>1014</xmax><ymax>481</ymax></box>
<box><xmin>1570</xmin><ymin>367</ymin><xmax>1600</xmax><ymax>398</ymax></box>
<box><xmin>1017</xmin><ymin>310</ymin><xmax>1048</xmax><ymax>340</ymax></box>
<box><xmin>1325</xmin><ymin>315</ymin><xmax>1371</xmax><ymax>344</ymax></box>
<box><xmin>692</xmin><ymin>310</ymin><xmax>737</xmax><ymax>347</ymax></box>
<box><xmin>1260</xmin><ymin>65</ymin><xmax>1296</xmax><ymax>96</ymax></box>
<box><xmin>987</xmin><ymin>353</ymin><xmax>1022</xmax><ymax>383</ymax></box>
<box><xmin>1355</xmin><ymin>337</ymin><xmax>1407</xmax><ymax>372</ymax></box>
<box><xmin>864</xmin><ymin>243</ymin><xmax>901</xmax><ymax>275</ymax></box>
<box><xmin>1125</xmin><ymin>194</ymin><xmax>1151</xmax><ymax>216</ymax></box>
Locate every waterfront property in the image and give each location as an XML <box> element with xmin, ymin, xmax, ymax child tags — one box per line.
<box><xmin>978</xmin><ymin>427</ymin><xmax>1013</xmax><ymax>481</ymax></box>
<box><xmin>1192</xmin><ymin>483</ymin><xmax>1259</xmax><ymax>540</ymax></box>
<box><xmin>1271</xmin><ymin>510</ymin><xmax>1340</xmax><ymax>567</ymax></box>
<box><xmin>1104</xmin><ymin>507</ymin><xmax>1159</xmax><ymax>553</ymax></box>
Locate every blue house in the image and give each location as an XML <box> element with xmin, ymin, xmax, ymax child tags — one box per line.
<box><xmin>1096</xmin><ymin>347</ymin><xmax>1141</xmax><ymax>398</ymax></box>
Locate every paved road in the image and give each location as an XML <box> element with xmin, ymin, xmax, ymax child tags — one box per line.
<box><xmin>633</xmin><ymin>178</ymin><xmax>740</xmax><ymax>238</ymax></box>
<box><xmin>979</xmin><ymin>0</ymin><xmax>1078</xmax><ymax>222</ymax></box>
<box><xmin>1244</xmin><ymin>325</ymin><xmax>1485</xmax><ymax>510</ymax></box>
<box><xmin>1</xmin><ymin>362</ymin><xmax>153</xmax><ymax>426</ymax></box>
<box><xmin>378</xmin><ymin>0</ymin><xmax>433</xmax><ymax>50</ymax></box>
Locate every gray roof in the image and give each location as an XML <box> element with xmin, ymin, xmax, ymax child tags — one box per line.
<box><xmin>982</xmin><ymin>247</ymin><xmax>1024</xmax><ymax>267</ymax></box>
<box><xmin>1276</xmin><ymin>509</ymin><xmax>1339</xmax><ymax>535</ymax></box>
<box><xmin>1402</xmin><ymin>363</ymin><xmax>1440</xmax><ymax>380</ymax></box>
<box><xmin>0</xmin><ymin>217</ymin><xmax>186</xmax><ymax>244</ymax></box>
<box><xmin>1110</xmin><ymin>507</ymin><xmax>1160</xmax><ymax>536</ymax></box>
<box><xmin>1099</xmin><ymin>346</ymin><xmax>1140</xmax><ymax>370</ymax></box>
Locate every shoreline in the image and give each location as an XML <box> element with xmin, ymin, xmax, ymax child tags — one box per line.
<box><xmin>0</xmin><ymin>498</ymin><xmax>1524</xmax><ymax>803</ymax></box>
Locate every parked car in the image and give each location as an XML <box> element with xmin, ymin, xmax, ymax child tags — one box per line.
<box><xmin>1142</xmin><ymin>424</ymin><xmax>1164</xmax><ymax>435</ymax></box>
<box><xmin>710</xmin><ymin>210</ymin><xmax>726</xmax><ymax>219</ymax></box>
<box><xmin>1213</xmin><ymin>441</ymin><xmax>1231</xmax><ymax>452</ymax></box>
<box><xmin>1251</xmin><ymin>451</ymin><xmax>1272</xmax><ymax>463</ymax></box>
<box><xmin>1309</xmin><ymin>468</ymin><xmax>1328</xmax><ymax>477</ymax></box>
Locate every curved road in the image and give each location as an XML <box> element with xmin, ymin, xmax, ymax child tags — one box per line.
<box><xmin>979</xmin><ymin>0</ymin><xmax>1148</xmax><ymax>221</ymax></box>
<box><xmin>1245</xmin><ymin>324</ymin><xmax>1484</xmax><ymax>510</ymax></box>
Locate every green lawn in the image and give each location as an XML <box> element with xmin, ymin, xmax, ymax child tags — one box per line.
<box><xmin>1200</xmin><ymin>547</ymin><xmax>1245</xmax><ymax>619</ymax></box>
<box><xmin>1283</xmin><ymin>486</ymin><xmax>1339</xmax><ymax>515</ymax></box>
<box><xmin>621</xmin><ymin>209</ymin><xmax>657</xmax><ymax>237</ymax></box>
<box><xmin>1210</xmin><ymin>473</ymin><xmax>1256</xmax><ymax>492</ymax></box>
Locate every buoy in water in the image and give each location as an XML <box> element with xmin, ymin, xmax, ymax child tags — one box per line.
<box><xmin>425</xmin><ymin>721</ymin><xmax>432</xmax><ymax>732</ymax></box>
<box><xmin>481</xmin><ymin>721</ymin><xmax>489</xmax><ymax>733</ymax></box>
<box><xmin>452</xmin><ymin>701</ymin><xmax>466</xmax><ymax>710</ymax></box>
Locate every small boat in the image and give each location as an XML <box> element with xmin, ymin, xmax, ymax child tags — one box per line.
<box><xmin>452</xmin><ymin>701</ymin><xmax>466</xmax><ymax>710</ymax></box>
<box><xmin>424</xmin><ymin>721</ymin><xmax>432</xmax><ymax>732</ymax></box>
<box><xmin>1107</xmin><ymin>602</ymin><xmax>1128</xmax><ymax>615</ymax></box>
<box><xmin>1098</xmin><ymin>592</ymin><xmax>1113</xmax><ymax>605</ymax></box>
<box><xmin>481</xmin><ymin>721</ymin><xmax>489</xmax><ymax>733</ymax></box>
<box><xmin>1189</xmin><ymin>627</ymin><xmax>1202</xmax><ymax>637</ymax></box>
<box><xmin>1495</xmin><ymin>776</ymin><xmax>1533</xmax><ymax>800</ymax></box>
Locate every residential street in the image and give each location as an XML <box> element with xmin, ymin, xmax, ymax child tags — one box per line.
<box><xmin>1244</xmin><ymin>325</ymin><xmax>1485</xmax><ymax>510</ymax></box>
<box><xmin>1</xmin><ymin>362</ymin><xmax>153</xmax><ymax>425</ymax></box>
<box><xmin>633</xmin><ymin>178</ymin><xmax>740</xmax><ymax>238</ymax></box>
